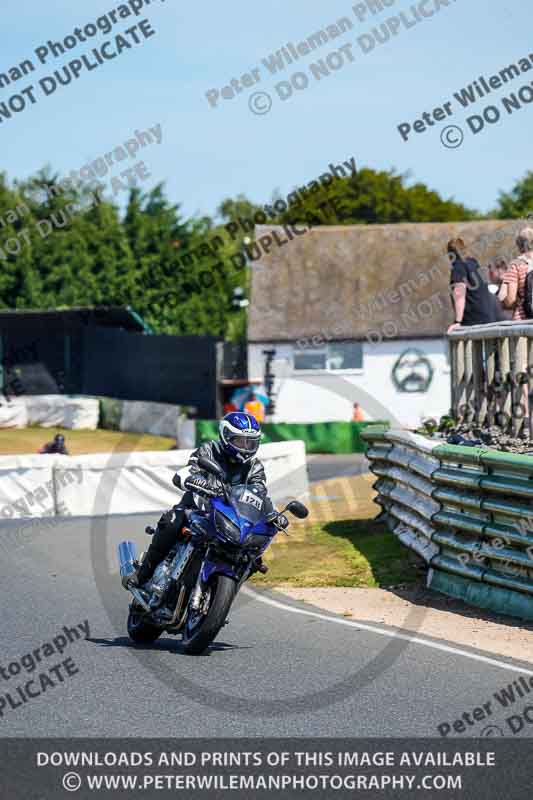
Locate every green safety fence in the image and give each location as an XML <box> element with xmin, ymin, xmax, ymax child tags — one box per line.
<box><xmin>196</xmin><ymin>420</ymin><xmax>390</xmax><ymax>454</ymax></box>
<box><xmin>362</xmin><ymin>426</ymin><xmax>533</xmax><ymax>621</ymax></box>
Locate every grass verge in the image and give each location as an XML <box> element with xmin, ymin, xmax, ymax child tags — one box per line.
<box><xmin>0</xmin><ymin>427</ymin><xmax>175</xmax><ymax>455</ymax></box>
<box><xmin>252</xmin><ymin>474</ymin><xmax>419</xmax><ymax>589</ymax></box>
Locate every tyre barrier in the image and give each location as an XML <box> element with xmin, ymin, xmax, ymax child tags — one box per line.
<box><xmin>362</xmin><ymin>426</ymin><xmax>533</xmax><ymax>621</ymax></box>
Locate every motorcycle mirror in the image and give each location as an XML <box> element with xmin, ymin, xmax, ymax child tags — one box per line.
<box><xmin>172</xmin><ymin>473</ymin><xmax>183</xmax><ymax>490</ymax></box>
<box><xmin>285</xmin><ymin>500</ymin><xmax>309</xmax><ymax>519</ymax></box>
<box><xmin>197</xmin><ymin>455</ymin><xmax>225</xmax><ymax>479</ymax></box>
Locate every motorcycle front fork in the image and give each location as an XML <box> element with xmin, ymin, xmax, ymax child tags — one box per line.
<box><xmin>188</xmin><ymin>562</ymin><xmax>251</xmax><ymax>614</ymax></box>
<box><xmin>189</xmin><ymin>578</ymin><xmax>205</xmax><ymax>613</ymax></box>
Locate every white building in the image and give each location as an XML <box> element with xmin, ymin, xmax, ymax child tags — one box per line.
<box><xmin>248</xmin><ymin>221</ymin><xmax>518</xmax><ymax>428</ymax></box>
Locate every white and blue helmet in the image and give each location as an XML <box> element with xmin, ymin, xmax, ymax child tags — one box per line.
<box><xmin>219</xmin><ymin>412</ymin><xmax>261</xmax><ymax>463</ymax></box>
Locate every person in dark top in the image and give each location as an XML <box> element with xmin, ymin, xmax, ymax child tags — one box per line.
<box><xmin>447</xmin><ymin>238</ymin><xmax>505</xmax><ymax>332</ymax></box>
<box><xmin>39</xmin><ymin>433</ymin><xmax>69</xmax><ymax>455</ymax></box>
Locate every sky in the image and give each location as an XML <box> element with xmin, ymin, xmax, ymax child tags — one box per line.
<box><xmin>1</xmin><ymin>0</ymin><xmax>531</xmax><ymax>222</ymax></box>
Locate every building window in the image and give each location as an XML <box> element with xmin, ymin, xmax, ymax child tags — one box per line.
<box><xmin>293</xmin><ymin>342</ymin><xmax>363</xmax><ymax>372</ymax></box>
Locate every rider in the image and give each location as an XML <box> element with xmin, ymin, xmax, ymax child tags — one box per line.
<box><xmin>134</xmin><ymin>411</ymin><xmax>267</xmax><ymax>586</ymax></box>
<box><xmin>39</xmin><ymin>433</ymin><xmax>69</xmax><ymax>455</ymax></box>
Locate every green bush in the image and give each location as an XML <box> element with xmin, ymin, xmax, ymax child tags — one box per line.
<box><xmin>99</xmin><ymin>397</ymin><xmax>123</xmax><ymax>430</ymax></box>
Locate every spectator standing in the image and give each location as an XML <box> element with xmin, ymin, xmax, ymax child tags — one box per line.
<box><xmin>352</xmin><ymin>402</ymin><xmax>365</xmax><ymax>422</ymax></box>
<box><xmin>447</xmin><ymin>238</ymin><xmax>504</xmax><ymax>333</ymax></box>
<box><xmin>244</xmin><ymin>391</ymin><xmax>265</xmax><ymax>423</ymax></box>
<box><xmin>488</xmin><ymin>258</ymin><xmax>507</xmax><ymax>293</ymax></box>
<box><xmin>498</xmin><ymin>227</ymin><xmax>533</xmax><ymax>421</ymax></box>
<box><xmin>498</xmin><ymin>228</ymin><xmax>533</xmax><ymax>320</ymax></box>
<box><xmin>488</xmin><ymin>258</ymin><xmax>512</xmax><ymax>320</ymax></box>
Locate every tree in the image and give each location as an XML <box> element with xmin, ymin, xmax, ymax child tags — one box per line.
<box><xmin>123</xmin><ymin>185</ymin><xmax>192</xmax><ymax>333</ymax></box>
<box><xmin>0</xmin><ymin>164</ymin><xmax>479</xmax><ymax>340</ymax></box>
<box><xmin>122</xmin><ymin>186</ymin><xmax>241</xmax><ymax>335</ymax></box>
<box><xmin>0</xmin><ymin>172</ymin><xmax>39</xmax><ymax>308</ymax></box>
<box><xmin>495</xmin><ymin>171</ymin><xmax>533</xmax><ymax>219</ymax></box>
<box><xmin>14</xmin><ymin>169</ymin><xmax>134</xmax><ymax>311</ymax></box>
<box><xmin>275</xmin><ymin>167</ymin><xmax>477</xmax><ymax>227</ymax></box>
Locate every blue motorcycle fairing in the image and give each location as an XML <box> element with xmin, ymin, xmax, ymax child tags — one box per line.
<box><xmin>249</xmin><ymin>520</ymin><xmax>271</xmax><ymax>536</ymax></box>
<box><xmin>194</xmin><ymin>487</ymin><xmax>279</xmax><ymax>585</ymax></box>
<box><xmin>211</xmin><ymin>496</ymin><xmax>276</xmax><ymax>545</ymax></box>
<box><xmin>212</xmin><ymin>496</ymin><xmax>240</xmax><ymax>528</ymax></box>
<box><xmin>200</xmin><ymin>557</ymin><xmax>237</xmax><ymax>584</ymax></box>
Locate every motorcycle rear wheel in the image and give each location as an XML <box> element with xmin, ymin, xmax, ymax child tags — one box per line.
<box><xmin>182</xmin><ymin>575</ymin><xmax>236</xmax><ymax>655</ymax></box>
<box><xmin>127</xmin><ymin>607</ymin><xmax>162</xmax><ymax>644</ymax></box>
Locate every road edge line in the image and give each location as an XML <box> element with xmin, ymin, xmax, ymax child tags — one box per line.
<box><xmin>242</xmin><ymin>586</ymin><xmax>533</xmax><ymax>677</ymax></box>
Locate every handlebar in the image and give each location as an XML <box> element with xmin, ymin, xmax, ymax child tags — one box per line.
<box><xmin>174</xmin><ymin>471</ymin><xmax>309</xmax><ymax>522</ymax></box>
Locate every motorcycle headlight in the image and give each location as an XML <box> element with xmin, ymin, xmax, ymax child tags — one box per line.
<box><xmin>215</xmin><ymin>511</ymin><xmax>241</xmax><ymax>544</ymax></box>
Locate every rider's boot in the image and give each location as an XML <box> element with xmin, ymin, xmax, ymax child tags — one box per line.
<box><xmin>134</xmin><ymin>509</ymin><xmax>184</xmax><ymax>586</ymax></box>
<box><xmin>134</xmin><ymin>552</ymin><xmax>159</xmax><ymax>587</ymax></box>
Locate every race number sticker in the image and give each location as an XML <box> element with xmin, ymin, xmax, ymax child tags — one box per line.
<box><xmin>241</xmin><ymin>491</ymin><xmax>262</xmax><ymax>510</ymax></box>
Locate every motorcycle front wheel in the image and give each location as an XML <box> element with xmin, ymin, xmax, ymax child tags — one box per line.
<box><xmin>127</xmin><ymin>606</ymin><xmax>162</xmax><ymax>644</ymax></box>
<box><xmin>182</xmin><ymin>575</ymin><xmax>236</xmax><ymax>655</ymax></box>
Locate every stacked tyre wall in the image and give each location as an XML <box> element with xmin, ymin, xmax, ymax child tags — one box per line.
<box><xmin>363</xmin><ymin>426</ymin><xmax>533</xmax><ymax>621</ymax></box>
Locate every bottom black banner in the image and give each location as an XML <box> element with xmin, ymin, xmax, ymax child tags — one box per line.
<box><xmin>1</xmin><ymin>738</ymin><xmax>530</xmax><ymax>799</ymax></box>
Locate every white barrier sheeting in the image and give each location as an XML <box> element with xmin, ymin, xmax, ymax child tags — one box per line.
<box><xmin>0</xmin><ymin>456</ymin><xmax>56</xmax><ymax>519</ymax></box>
<box><xmin>120</xmin><ymin>401</ymin><xmax>181</xmax><ymax>439</ymax></box>
<box><xmin>0</xmin><ymin>401</ymin><xmax>28</xmax><ymax>429</ymax></box>
<box><xmin>13</xmin><ymin>395</ymin><xmax>100</xmax><ymax>429</ymax></box>
<box><xmin>258</xmin><ymin>441</ymin><xmax>308</xmax><ymax>503</ymax></box>
<box><xmin>176</xmin><ymin>418</ymin><xmax>196</xmax><ymax>449</ymax></box>
<box><xmin>3</xmin><ymin>395</ymin><xmax>190</xmax><ymax>437</ymax></box>
<box><xmin>0</xmin><ymin>441</ymin><xmax>308</xmax><ymax>519</ymax></box>
<box><xmin>56</xmin><ymin>451</ymin><xmax>192</xmax><ymax>517</ymax></box>
<box><xmin>64</xmin><ymin>397</ymin><xmax>100</xmax><ymax>430</ymax></box>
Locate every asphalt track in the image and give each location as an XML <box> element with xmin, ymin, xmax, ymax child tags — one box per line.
<box><xmin>306</xmin><ymin>454</ymin><xmax>369</xmax><ymax>483</ymax></box>
<box><xmin>2</xmin><ymin>509</ymin><xmax>533</xmax><ymax>739</ymax></box>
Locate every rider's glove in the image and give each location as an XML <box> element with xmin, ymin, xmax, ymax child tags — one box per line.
<box><xmin>277</xmin><ymin>514</ymin><xmax>289</xmax><ymax>530</ymax></box>
<box><xmin>184</xmin><ymin>475</ymin><xmax>220</xmax><ymax>497</ymax></box>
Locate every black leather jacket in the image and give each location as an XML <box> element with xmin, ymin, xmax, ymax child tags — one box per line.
<box><xmin>186</xmin><ymin>440</ymin><xmax>267</xmax><ymax>497</ymax></box>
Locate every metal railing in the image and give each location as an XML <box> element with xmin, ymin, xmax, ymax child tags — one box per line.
<box><xmin>448</xmin><ymin>321</ymin><xmax>533</xmax><ymax>438</ymax></box>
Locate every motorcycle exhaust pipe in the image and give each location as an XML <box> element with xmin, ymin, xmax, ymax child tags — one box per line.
<box><xmin>118</xmin><ymin>540</ymin><xmax>138</xmax><ymax>588</ymax></box>
<box><xmin>129</xmin><ymin>586</ymin><xmax>152</xmax><ymax>613</ymax></box>
<box><xmin>118</xmin><ymin>540</ymin><xmax>153</xmax><ymax>613</ymax></box>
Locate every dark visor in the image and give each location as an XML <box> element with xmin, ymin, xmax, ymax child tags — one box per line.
<box><xmin>230</xmin><ymin>435</ymin><xmax>259</xmax><ymax>452</ymax></box>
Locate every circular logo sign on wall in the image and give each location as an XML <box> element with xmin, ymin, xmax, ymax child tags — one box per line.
<box><xmin>392</xmin><ymin>348</ymin><xmax>434</xmax><ymax>394</ymax></box>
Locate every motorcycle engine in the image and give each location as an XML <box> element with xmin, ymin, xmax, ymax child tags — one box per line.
<box><xmin>147</xmin><ymin>559</ymin><xmax>173</xmax><ymax>607</ymax></box>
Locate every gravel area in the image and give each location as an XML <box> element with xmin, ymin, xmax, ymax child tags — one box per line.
<box><xmin>279</xmin><ymin>584</ymin><xmax>533</xmax><ymax>664</ymax></box>
<box><xmin>429</xmin><ymin>424</ymin><xmax>533</xmax><ymax>455</ymax></box>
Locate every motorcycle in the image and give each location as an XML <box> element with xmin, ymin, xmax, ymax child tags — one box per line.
<box><xmin>117</xmin><ymin>455</ymin><xmax>309</xmax><ymax>655</ymax></box>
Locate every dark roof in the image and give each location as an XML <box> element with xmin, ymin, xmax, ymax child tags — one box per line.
<box><xmin>0</xmin><ymin>306</ymin><xmax>152</xmax><ymax>333</ymax></box>
<box><xmin>249</xmin><ymin>221</ymin><xmax>522</xmax><ymax>341</ymax></box>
